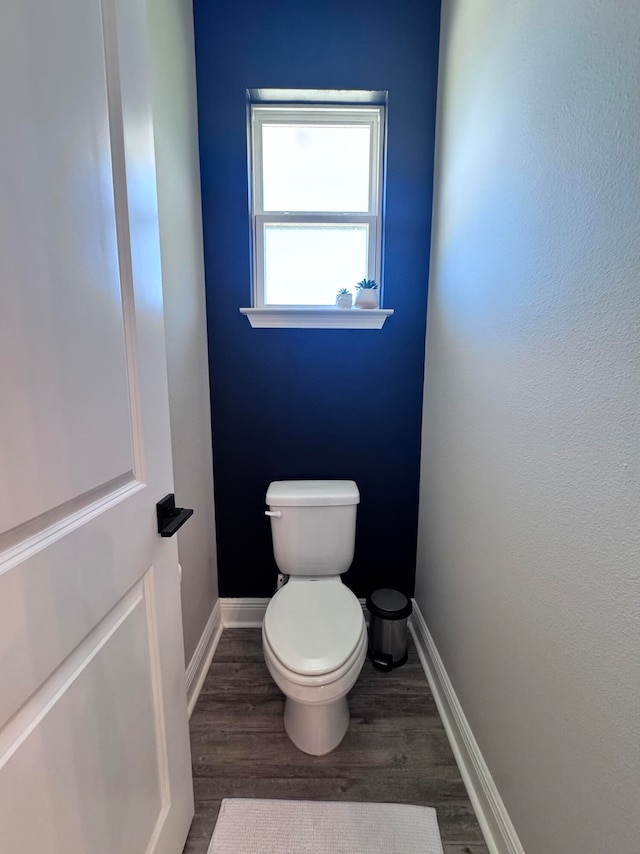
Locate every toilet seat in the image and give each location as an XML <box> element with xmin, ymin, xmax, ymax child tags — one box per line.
<box><xmin>263</xmin><ymin>621</ymin><xmax>367</xmax><ymax>689</ymax></box>
<box><xmin>264</xmin><ymin>579</ymin><xmax>364</xmax><ymax>677</ymax></box>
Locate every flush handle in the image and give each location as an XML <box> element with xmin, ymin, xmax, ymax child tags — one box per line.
<box><xmin>157</xmin><ymin>494</ymin><xmax>193</xmax><ymax>537</ymax></box>
<box><xmin>265</xmin><ymin>510</ymin><xmax>282</xmax><ymax>518</ymax></box>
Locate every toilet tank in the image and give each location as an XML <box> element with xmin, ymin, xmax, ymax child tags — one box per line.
<box><xmin>266</xmin><ymin>480</ymin><xmax>360</xmax><ymax>577</ymax></box>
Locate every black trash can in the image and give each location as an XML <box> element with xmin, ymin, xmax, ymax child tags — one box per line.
<box><xmin>366</xmin><ymin>588</ymin><xmax>412</xmax><ymax>671</ymax></box>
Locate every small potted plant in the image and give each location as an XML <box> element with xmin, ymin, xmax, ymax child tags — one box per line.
<box><xmin>336</xmin><ymin>287</ymin><xmax>353</xmax><ymax>309</ymax></box>
<box><xmin>354</xmin><ymin>278</ymin><xmax>379</xmax><ymax>309</ymax></box>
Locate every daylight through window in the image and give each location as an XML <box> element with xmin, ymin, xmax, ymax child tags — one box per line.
<box><xmin>250</xmin><ymin>104</ymin><xmax>384</xmax><ymax>307</ymax></box>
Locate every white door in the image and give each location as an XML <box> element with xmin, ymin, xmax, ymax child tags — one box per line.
<box><xmin>0</xmin><ymin>0</ymin><xmax>194</xmax><ymax>852</ymax></box>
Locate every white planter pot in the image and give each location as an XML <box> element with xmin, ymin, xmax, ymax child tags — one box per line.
<box><xmin>336</xmin><ymin>293</ymin><xmax>353</xmax><ymax>309</ymax></box>
<box><xmin>355</xmin><ymin>289</ymin><xmax>379</xmax><ymax>309</ymax></box>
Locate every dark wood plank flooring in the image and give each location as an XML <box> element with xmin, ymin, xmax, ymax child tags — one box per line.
<box><xmin>183</xmin><ymin>628</ymin><xmax>488</xmax><ymax>854</ymax></box>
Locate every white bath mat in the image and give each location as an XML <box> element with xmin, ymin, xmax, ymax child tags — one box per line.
<box><xmin>207</xmin><ymin>798</ymin><xmax>444</xmax><ymax>854</ymax></box>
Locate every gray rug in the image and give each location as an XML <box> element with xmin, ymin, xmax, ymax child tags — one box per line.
<box><xmin>207</xmin><ymin>798</ymin><xmax>444</xmax><ymax>853</ymax></box>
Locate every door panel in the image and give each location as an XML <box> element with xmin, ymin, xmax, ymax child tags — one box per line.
<box><xmin>0</xmin><ymin>575</ymin><xmax>167</xmax><ymax>854</ymax></box>
<box><xmin>0</xmin><ymin>0</ymin><xmax>194</xmax><ymax>851</ymax></box>
<box><xmin>0</xmin><ymin>0</ymin><xmax>135</xmax><ymax>532</ymax></box>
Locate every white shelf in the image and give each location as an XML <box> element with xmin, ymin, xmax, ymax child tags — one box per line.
<box><xmin>240</xmin><ymin>307</ymin><xmax>394</xmax><ymax>329</ymax></box>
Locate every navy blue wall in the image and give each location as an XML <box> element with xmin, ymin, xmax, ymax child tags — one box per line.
<box><xmin>194</xmin><ymin>0</ymin><xmax>441</xmax><ymax>598</ymax></box>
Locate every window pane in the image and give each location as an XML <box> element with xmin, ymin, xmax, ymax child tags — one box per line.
<box><xmin>262</xmin><ymin>124</ymin><xmax>371</xmax><ymax>213</ymax></box>
<box><xmin>263</xmin><ymin>224</ymin><xmax>368</xmax><ymax>305</ymax></box>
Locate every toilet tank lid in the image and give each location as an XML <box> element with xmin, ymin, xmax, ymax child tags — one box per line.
<box><xmin>266</xmin><ymin>480</ymin><xmax>360</xmax><ymax>507</ymax></box>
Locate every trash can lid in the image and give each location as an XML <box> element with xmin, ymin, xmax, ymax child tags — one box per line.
<box><xmin>366</xmin><ymin>588</ymin><xmax>412</xmax><ymax>620</ymax></box>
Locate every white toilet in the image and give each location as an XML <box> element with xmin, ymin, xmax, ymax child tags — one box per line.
<box><xmin>262</xmin><ymin>480</ymin><xmax>367</xmax><ymax>756</ymax></box>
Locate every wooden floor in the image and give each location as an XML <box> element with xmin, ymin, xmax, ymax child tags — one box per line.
<box><xmin>183</xmin><ymin>628</ymin><xmax>488</xmax><ymax>854</ymax></box>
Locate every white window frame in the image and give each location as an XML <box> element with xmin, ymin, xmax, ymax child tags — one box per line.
<box><xmin>241</xmin><ymin>104</ymin><xmax>393</xmax><ymax>328</ymax></box>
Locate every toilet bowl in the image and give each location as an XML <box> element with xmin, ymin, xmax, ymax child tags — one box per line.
<box><xmin>263</xmin><ymin>577</ymin><xmax>366</xmax><ymax>755</ymax></box>
<box><xmin>262</xmin><ymin>480</ymin><xmax>365</xmax><ymax>755</ymax></box>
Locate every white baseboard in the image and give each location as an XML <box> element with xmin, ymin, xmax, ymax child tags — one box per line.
<box><xmin>220</xmin><ymin>597</ymin><xmax>270</xmax><ymax>627</ymax></box>
<box><xmin>410</xmin><ymin>601</ymin><xmax>525</xmax><ymax>854</ymax></box>
<box><xmin>220</xmin><ymin>595</ymin><xmax>369</xmax><ymax>628</ymax></box>
<box><xmin>185</xmin><ymin>598</ymin><xmax>222</xmax><ymax>718</ymax></box>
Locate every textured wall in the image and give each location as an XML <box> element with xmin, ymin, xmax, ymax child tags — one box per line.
<box><xmin>147</xmin><ymin>0</ymin><xmax>218</xmax><ymax>664</ymax></box>
<box><xmin>417</xmin><ymin>1</ymin><xmax>640</xmax><ymax>852</ymax></box>
<box><xmin>194</xmin><ymin>0</ymin><xmax>441</xmax><ymax>598</ymax></box>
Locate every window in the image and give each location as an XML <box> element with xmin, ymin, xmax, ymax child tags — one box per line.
<box><xmin>242</xmin><ymin>100</ymin><xmax>393</xmax><ymax>329</ymax></box>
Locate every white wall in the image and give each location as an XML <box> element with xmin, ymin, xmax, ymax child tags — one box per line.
<box><xmin>147</xmin><ymin>0</ymin><xmax>218</xmax><ymax>664</ymax></box>
<box><xmin>417</xmin><ymin>2</ymin><xmax>640</xmax><ymax>853</ymax></box>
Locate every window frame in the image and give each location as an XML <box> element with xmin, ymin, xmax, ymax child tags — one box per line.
<box><xmin>249</xmin><ymin>104</ymin><xmax>385</xmax><ymax>310</ymax></box>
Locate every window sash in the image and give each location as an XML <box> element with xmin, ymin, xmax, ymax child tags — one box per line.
<box><xmin>253</xmin><ymin>214</ymin><xmax>379</xmax><ymax>308</ymax></box>
<box><xmin>252</xmin><ymin>106</ymin><xmax>383</xmax><ymax>216</ymax></box>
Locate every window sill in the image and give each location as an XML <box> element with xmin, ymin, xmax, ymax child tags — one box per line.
<box><xmin>239</xmin><ymin>307</ymin><xmax>394</xmax><ymax>329</ymax></box>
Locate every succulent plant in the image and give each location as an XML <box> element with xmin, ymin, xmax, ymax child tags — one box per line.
<box><xmin>355</xmin><ymin>278</ymin><xmax>378</xmax><ymax>290</ymax></box>
<box><xmin>337</xmin><ymin>287</ymin><xmax>351</xmax><ymax>295</ymax></box>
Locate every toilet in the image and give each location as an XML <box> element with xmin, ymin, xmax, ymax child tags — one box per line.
<box><xmin>262</xmin><ymin>480</ymin><xmax>367</xmax><ymax>756</ymax></box>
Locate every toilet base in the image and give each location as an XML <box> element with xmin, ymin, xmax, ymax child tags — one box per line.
<box><xmin>284</xmin><ymin>695</ymin><xmax>350</xmax><ymax>756</ymax></box>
